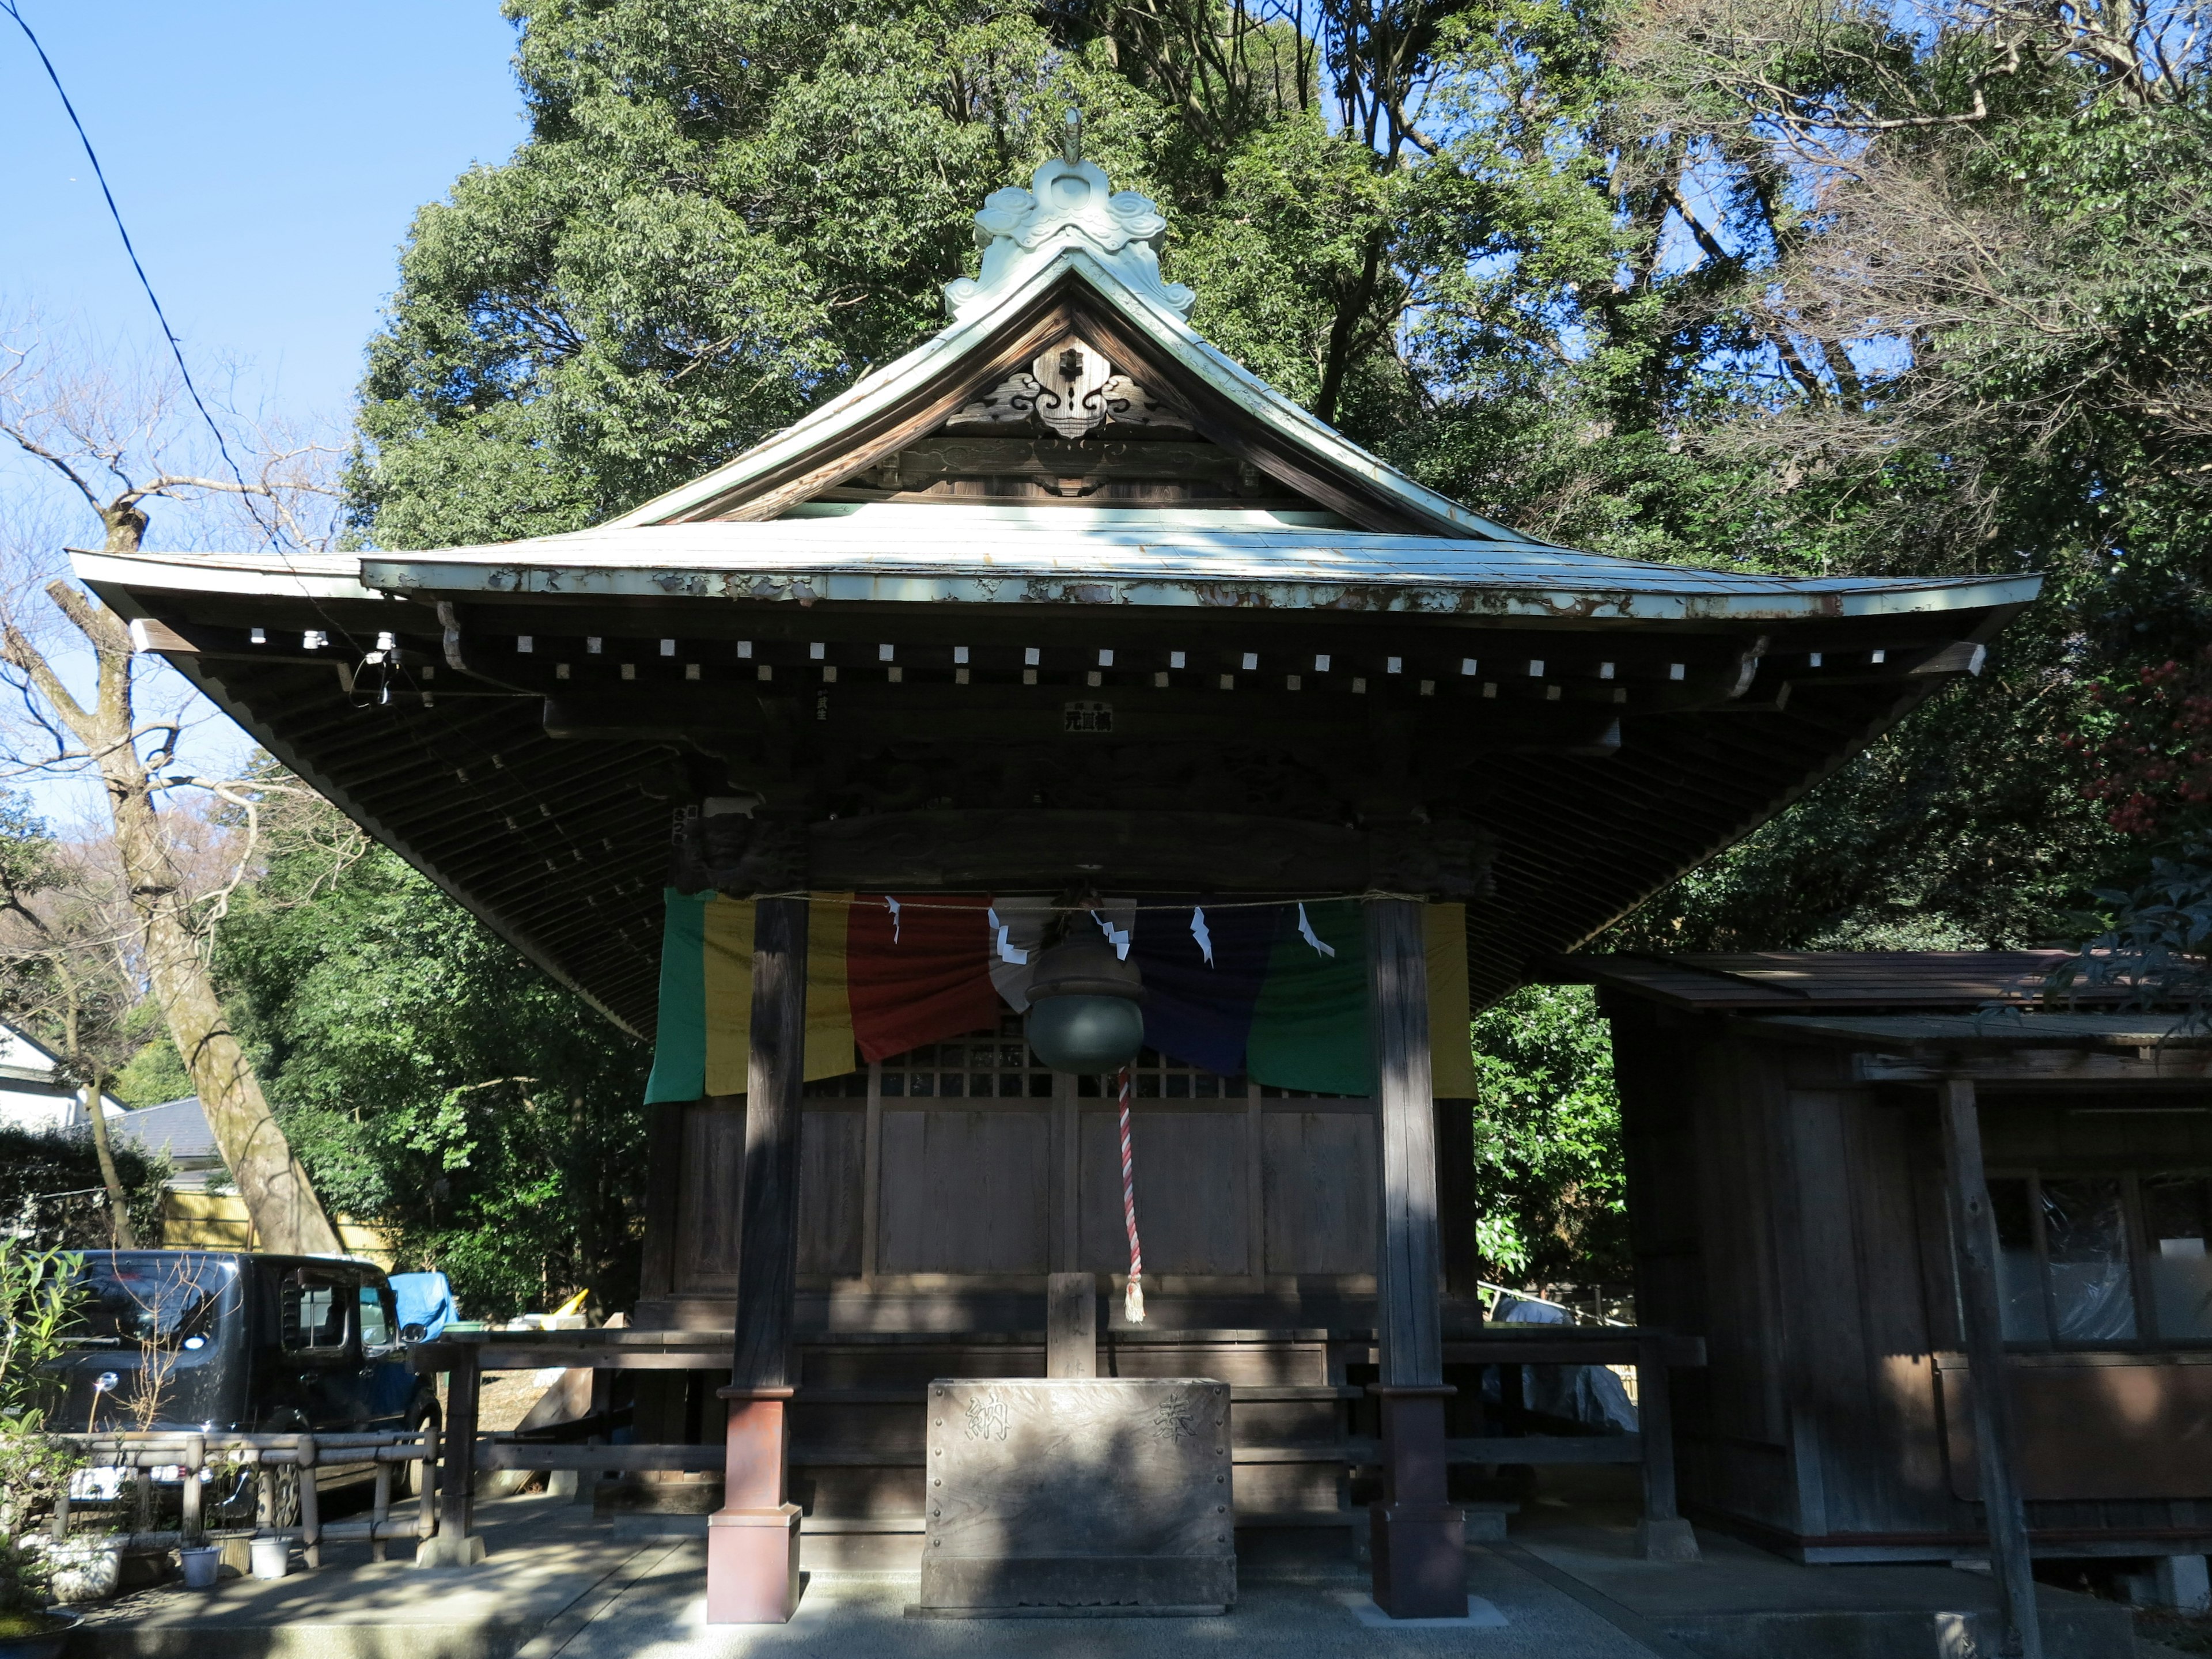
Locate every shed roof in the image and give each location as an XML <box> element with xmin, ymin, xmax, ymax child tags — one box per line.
<box><xmin>1728</xmin><ymin>1011</ymin><xmax>2210</xmax><ymax>1051</ymax></box>
<box><xmin>1552</xmin><ymin>950</ymin><xmax>2097</xmax><ymax>1011</ymax></box>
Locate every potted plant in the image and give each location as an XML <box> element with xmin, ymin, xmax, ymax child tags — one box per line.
<box><xmin>0</xmin><ymin>1241</ymin><xmax>84</xmax><ymax>1658</ymax></box>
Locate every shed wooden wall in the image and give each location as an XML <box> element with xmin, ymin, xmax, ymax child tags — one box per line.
<box><xmin>1611</xmin><ymin>993</ymin><xmax>1973</xmax><ymax>1554</ymax></box>
<box><xmin>1608</xmin><ymin>991</ymin><xmax>2212</xmax><ymax>1560</ymax></box>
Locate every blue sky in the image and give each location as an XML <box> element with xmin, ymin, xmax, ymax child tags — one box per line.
<box><xmin>2</xmin><ymin>1</ymin><xmax>527</xmax><ymax>824</ymax></box>
<box><xmin>3</xmin><ymin>0</ymin><xmax>526</xmax><ymax>424</ymax></box>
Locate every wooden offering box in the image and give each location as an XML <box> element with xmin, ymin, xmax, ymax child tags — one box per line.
<box><xmin>918</xmin><ymin>1378</ymin><xmax>1234</xmax><ymax>1615</ymax></box>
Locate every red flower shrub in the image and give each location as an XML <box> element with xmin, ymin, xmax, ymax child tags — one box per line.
<box><xmin>2067</xmin><ymin>646</ymin><xmax>2212</xmax><ymax>837</ymax></box>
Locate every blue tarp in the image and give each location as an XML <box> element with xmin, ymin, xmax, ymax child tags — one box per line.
<box><xmin>389</xmin><ymin>1271</ymin><xmax>457</xmax><ymax>1339</ymax></box>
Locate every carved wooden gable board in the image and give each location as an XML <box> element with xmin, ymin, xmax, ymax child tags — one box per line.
<box><xmin>604</xmin><ymin>154</ymin><xmax>1532</xmax><ymax>539</ymax></box>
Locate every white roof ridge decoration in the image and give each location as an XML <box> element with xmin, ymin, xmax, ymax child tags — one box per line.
<box><xmin>944</xmin><ymin>154</ymin><xmax>1195</xmax><ymax>323</ymax></box>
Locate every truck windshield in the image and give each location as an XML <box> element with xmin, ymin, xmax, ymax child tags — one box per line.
<box><xmin>73</xmin><ymin>1254</ymin><xmax>236</xmax><ymax>1347</ymax></box>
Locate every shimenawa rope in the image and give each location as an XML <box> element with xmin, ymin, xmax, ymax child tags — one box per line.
<box><xmin>1118</xmin><ymin>1063</ymin><xmax>1145</xmax><ymax>1325</ymax></box>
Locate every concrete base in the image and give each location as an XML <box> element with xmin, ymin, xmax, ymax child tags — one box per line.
<box><xmin>704</xmin><ymin>1504</ymin><xmax>801</xmax><ymax>1624</ymax></box>
<box><xmin>62</xmin><ymin>1497</ymin><xmax>642</xmax><ymax>1658</ymax></box>
<box><xmin>2157</xmin><ymin>1553</ymin><xmax>2211</xmax><ymax>1613</ymax></box>
<box><xmin>412</xmin><ymin>1533</ymin><xmax>487</xmax><ymax>1569</ymax></box>
<box><xmin>1335</xmin><ymin>1590</ymin><xmax>1510</xmax><ymax>1629</ymax></box>
<box><xmin>1635</xmin><ymin>1516</ymin><xmax>1699</xmax><ymax>1562</ymax></box>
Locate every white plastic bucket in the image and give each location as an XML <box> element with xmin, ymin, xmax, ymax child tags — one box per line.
<box><xmin>249</xmin><ymin>1537</ymin><xmax>289</xmax><ymax>1581</ymax></box>
<box><xmin>179</xmin><ymin>1545</ymin><xmax>219</xmax><ymax>1589</ymax></box>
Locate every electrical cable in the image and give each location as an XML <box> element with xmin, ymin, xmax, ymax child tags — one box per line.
<box><xmin>2</xmin><ymin>0</ymin><xmax>277</xmax><ymax>549</ymax></box>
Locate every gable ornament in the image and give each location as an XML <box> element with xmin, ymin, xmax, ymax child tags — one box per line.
<box><xmin>944</xmin><ymin>153</ymin><xmax>1195</xmax><ymax>322</ymax></box>
<box><xmin>950</xmin><ymin>342</ymin><xmax>1191</xmax><ymax>439</ymax></box>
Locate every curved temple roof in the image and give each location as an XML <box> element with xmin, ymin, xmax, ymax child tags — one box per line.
<box><xmin>74</xmin><ymin>151</ymin><xmax>2041</xmax><ymax>1032</ymax></box>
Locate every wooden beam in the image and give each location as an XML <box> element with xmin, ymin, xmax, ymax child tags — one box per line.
<box><xmin>1857</xmin><ymin>1050</ymin><xmax>2212</xmax><ymax>1085</ymax></box>
<box><xmin>883</xmin><ymin>436</ymin><xmax>1244</xmax><ymax>484</ymax></box>
<box><xmin>1940</xmin><ymin>1076</ymin><xmax>2045</xmax><ymax>1659</ymax></box>
<box><xmin>807</xmin><ymin>809</ymin><xmax>1487</xmax><ymax>897</ymax></box>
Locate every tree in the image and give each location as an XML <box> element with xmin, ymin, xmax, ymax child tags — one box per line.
<box><xmin>1468</xmin><ymin>985</ymin><xmax>1630</xmax><ymax>1285</ymax></box>
<box><xmin>1588</xmin><ymin>0</ymin><xmax>2212</xmax><ymax>949</ymax></box>
<box><xmin>213</xmin><ymin>777</ymin><xmax>652</xmax><ymax>1319</ymax></box>
<box><xmin>0</xmin><ymin>798</ymin><xmax>146</xmax><ymax>1244</ymax></box>
<box><xmin>0</xmin><ymin>322</ymin><xmax>344</xmax><ymax>1255</ymax></box>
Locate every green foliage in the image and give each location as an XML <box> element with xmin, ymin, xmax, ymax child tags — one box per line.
<box><xmin>109</xmin><ymin>1031</ymin><xmax>192</xmax><ymax>1111</ymax></box>
<box><xmin>213</xmin><ymin>787</ymin><xmax>651</xmax><ymax>1320</ymax></box>
<box><xmin>353</xmin><ymin>0</ymin><xmax>1156</xmax><ymax>543</ymax></box>
<box><xmin>0</xmin><ymin>1241</ymin><xmax>83</xmax><ymax>1616</ymax></box>
<box><xmin>1467</xmin><ymin>986</ymin><xmax>1627</xmax><ymax>1283</ymax></box>
<box><xmin>0</xmin><ymin>1130</ymin><xmax>166</xmax><ymax>1253</ymax></box>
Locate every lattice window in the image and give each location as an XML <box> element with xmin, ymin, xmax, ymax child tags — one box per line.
<box><xmin>878</xmin><ymin>1015</ymin><xmax>1054</xmax><ymax>1099</ymax></box>
<box><xmin>1077</xmin><ymin>1046</ymin><xmax>1243</xmax><ymax>1099</ymax></box>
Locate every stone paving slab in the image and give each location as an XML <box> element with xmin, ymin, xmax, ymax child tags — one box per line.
<box><xmin>66</xmin><ymin>1497</ymin><xmax>641</xmax><ymax>1659</ymax></box>
<box><xmin>1517</xmin><ymin>1517</ymin><xmax>2139</xmax><ymax>1659</ymax></box>
<box><xmin>524</xmin><ymin>1543</ymin><xmax>1667</xmax><ymax>1659</ymax></box>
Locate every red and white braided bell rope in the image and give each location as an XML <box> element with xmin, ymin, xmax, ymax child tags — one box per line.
<box><xmin>1117</xmin><ymin>1063</ymin><xmax>1145</xmax><ymax>1324</ymax></box>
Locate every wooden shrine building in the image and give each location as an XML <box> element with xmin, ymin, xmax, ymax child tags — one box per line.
<box><xmin>78</xmin><ymin>142</ymin><xmax>2041</xmax><ymax>1620</ymax></box>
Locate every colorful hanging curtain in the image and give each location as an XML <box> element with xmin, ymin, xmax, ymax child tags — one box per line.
<box><xmin>644</xmin><ymin>890</ymin><xmax>1476</xmax><ymax>1103</ymax></box>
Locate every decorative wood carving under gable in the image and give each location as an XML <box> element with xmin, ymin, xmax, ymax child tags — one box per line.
<box><xmin>675</xmin><ymin>285</ymin><xmax>1434</xmax><ymax>532</ymax></box>
<box><xmin>945</xmin><ymin>339</ymin><xmax>1191</xmax><ymax>440</ymax></box>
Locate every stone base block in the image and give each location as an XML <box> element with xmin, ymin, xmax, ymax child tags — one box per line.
<box><xmin>1370</xmin><ymin>1501</ymin><xmax>1465</xmax><ymax>1619</ymax></box>
<box><xmin>413</xmin><ymin>1533</ymin><xmax>488</xmax><ymax>1569</ymax></box>
<box><xmin>918</xmin><ymin>1554</ymin><xmax>1234</xmax><ymax>1614</ymax></box>
<box><xmin>706</xmin><ymin>1503</ymin><xmax>802</xmax><ymax>1624</ymax></box>
<box><xmin>1637</xmin><ymin>1516</ymin><xmax>1700</xmax><ymax>1562</ymax></box>
<box><xmin>1461</xmin><ymin>1502</ymin><xmax>1517</xmax><ymax>1543</ymax></box>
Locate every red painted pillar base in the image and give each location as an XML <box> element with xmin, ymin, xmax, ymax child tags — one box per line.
<box><xmin>707</xmin><ymin>1388</ymin><xmax>801</xmax><ymax>1625</ymax></box>
<box><xmin>1369</xmin><ymin>1385</ymin><xmax>1465</xmax><ymax>1619</ymax></box>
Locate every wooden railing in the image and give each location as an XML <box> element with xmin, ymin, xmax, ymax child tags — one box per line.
<box><xmin>54</xmin><ymin>1430</ymin><xmax>439</xmax><ymax>1566</ymax></box>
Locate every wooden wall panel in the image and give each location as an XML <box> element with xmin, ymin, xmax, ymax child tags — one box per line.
<box><xmin>1077</xmin><ymin>1109</ymin><xmax>1250</xmax><ymax>1276</ymax></box>
<box><xmin>674</xmin><ymin>1100</ymin><xmax>866</xmax><ymax>1290</ymax></box>
<box><xmin>674</xmin><ymin>1100</ymin><xmax>744</xmax><ymax>1294</ymax></box>
<box><xmin>1944</xmin><ymin>1357</ymin><xmax>2212</xmax><ymax>1502</ymax></box>
<box><xmin>878</xmin><ymin>1108</ymin><xmax>1051</xmax><ymax>1272</ymax></box>
<box><xmin>799</xmin><ymin>1107</ymin><xmax>866</xmax><ymax>1278</ymax></box>
<box><xmin>1768</xmin><ymin>1078</ymin><xmax>1877</xmax><ymax>1538</ymax></box>
<box><xmin>1262</xmin><ymin>1109</ymin><xmax>1377</xmax><ymax>1277</ymax></box>
<box><xmin>1847</xmin><ymin>1092</ymin><xmax>1954</xmax><ymax>1531</ymax></box>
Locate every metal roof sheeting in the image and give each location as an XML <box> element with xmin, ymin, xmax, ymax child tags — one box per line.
<box><xmin>333</xmin><ymin>506</ymin><xmax>2038</xmax><ymax>622</ymax></box>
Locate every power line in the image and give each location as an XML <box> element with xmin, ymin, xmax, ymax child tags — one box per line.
<box><xmin>2</xmin><ymin>0</ymin><xmax>278</xmax><ymax>548</ymax></box>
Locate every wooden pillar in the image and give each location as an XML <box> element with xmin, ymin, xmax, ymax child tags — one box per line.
<box><xmin>1433</xmin><ymin>1095</ymin><xmax>1480</xmax><ymax>1298</ymax></box>
<box><xmin>1634</xmin><ymin>1333</ymin><xmax>1698</xmax><ymax>1560</ymax></box>
<box><xmin>708</xmin><ymin>895</ymin><xmax>808</xmax><ymax>1626</ymax></box>
<box><xmin>1047</xmin><ymin>1272</ymin><xmax>1097</xmax><ymax>1378</ymax></box>
<box><xmin>1364</xmin><ymin>897</ymin><xmax>1465</xmax><ymax>1619</ymax></box>
<box><xmin>415</xmin><ymin>1344</ymin><xmax>486</xmax><ymax>1566</ymax></box>
<box><xmin>1940</xmin><ymin>1076</ymin><xmax>2044</xmax><ymax>1659</ymax></box>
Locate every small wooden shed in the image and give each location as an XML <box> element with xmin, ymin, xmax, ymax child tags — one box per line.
<box><xmin>1567</xmin><ymin>950</ymin><xmax>2212</xmax><ymax>1580</ymax></box>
